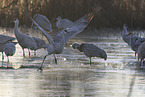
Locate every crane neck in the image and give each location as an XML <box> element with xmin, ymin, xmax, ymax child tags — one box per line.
<box><xmin>14</xmin><ymin>22</ymin><xmax>19</xmax><ymax>33</ymax></box>
<box><xmin>14</xmin><ymin>21</ymin><xmax>23</xmax><ymax>37</ymax></box>
<box><xmin>122</xmin><ymin>26</ymin><xmax>128</xmax><ymax>35</ymax></box>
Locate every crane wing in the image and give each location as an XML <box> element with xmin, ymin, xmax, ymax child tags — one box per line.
<box><xmin>61</xmin><ymin>12</ymin><xmax>94</xmax><ymax>44</ymax></box>
<box><xmin>0</xmin><ymin>35</ymin><xmax>15</xmax><ymax>43</ymax></box>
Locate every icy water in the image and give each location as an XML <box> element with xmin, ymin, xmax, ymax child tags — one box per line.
<box><xmin>0</xmin><ymin>29</ymin><xmax>145</xmax><ymax>97</ymax></box>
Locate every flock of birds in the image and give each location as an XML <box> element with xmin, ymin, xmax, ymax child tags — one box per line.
<box><xmin>122</xmin><ymin>24</ymin><xmax>145</xmax><ymax>66</ymax></box>
<box><xmin>0</xmin><ymin>10</ymin><xmax>145</xmax><ymax>71</ymax></box>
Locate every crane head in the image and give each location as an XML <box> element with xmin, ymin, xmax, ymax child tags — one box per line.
<box><xmin>11</xmin><ymin>18</ymin><xmax>19</xmax><ymax>23</ymax></box>
<box><xmin>72</xmin><ymin>43</ymin><xmax>80</xmax><ymax>49</ymax></box>
<box><xmin>123</xmin><ymin>24</ymin><xmax>128</xmax><ymax>28</ymax></box>
<box><xmin>56</xmin><ymin>16</ymin><xmax>62</xmax><ymax>20</ymax></box>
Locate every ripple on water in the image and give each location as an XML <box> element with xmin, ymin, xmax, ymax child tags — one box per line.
<box><xmin>0</xmin><ymin>30</ymin><xmax>145</xmax><ymax>97</ymax></box>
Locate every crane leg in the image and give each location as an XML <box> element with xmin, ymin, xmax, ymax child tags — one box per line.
<box><xmin>37</xmin><ymin>54</ymin><xmax>47</xmax><ymax>71</ymax></box>
<box><xmin>137</xmin><ymin>56</ymin><xmax>141</xmax><ymax>68</ymax></box>
<box><xmin>53</xmin><ymin>54</ymin><xmax>57</xmax><ymax>65</ymax></box>
<box><xmin>141</xmin><ymin>58</ymin><xmax>144</xmax><ymax>66</ymax></box>
<box><xmin>1</xmin><ymin>61</ymin><xmax>3</xmax><ymax>67</ymax></box>
<box><xmin>7</xmin><ymin>56</ymin><xmax>9</xmax><ymax>63</ymax></box>
<box><xmin>34</xmin><ymin>50</ymin><xmax>36</xmax><ymax>56</ymax></box>
<box><xmin>1</xmin><ymin>52</ymin><xmax>4</xmax><ymax>67</ymax></box>
<box><xmin>23</xmin><ymin>48</ymin><xmax>25</xmax><ymax>57</ymax></box>
<box><xmin>2</xmin><ymin>52</ymin><xmax>4</xmax><ymax>60</ymax></box>
<box><xmin>89</xmin><ymin>57</ymin><xmax>92</xmax><ymax>65</ymax></box>
<box><xmin>28</xmin><ymin>49</ymin><xmax>30</xmax><ymax>57</ymax></box>
<box><xmin>7</xmin><ymin>56</ymin><xmax>9</xmax><ymax>67</ymax></box>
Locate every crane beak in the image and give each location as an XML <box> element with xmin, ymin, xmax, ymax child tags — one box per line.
<box><xmin>10</xmin><ymin>18</ymin><xmax>17</xmax><ymax>23</ymax></box>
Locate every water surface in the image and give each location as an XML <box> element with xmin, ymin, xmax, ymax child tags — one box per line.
<box><xmin>0</xmin><ymin>30</ymin><xmax>145</xmax><ymax>97</ymax></box>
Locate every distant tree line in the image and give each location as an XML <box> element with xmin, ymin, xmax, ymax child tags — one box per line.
<box><xmin>0</xmin><ymin>0</ymin><xmax>145</xmax><ymax>29</ymax></box>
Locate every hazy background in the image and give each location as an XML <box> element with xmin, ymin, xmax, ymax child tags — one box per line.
<box><xmin>0</xmin><ymin>0</ymin><xmax>145</xmax><ymax>30</ymax></box>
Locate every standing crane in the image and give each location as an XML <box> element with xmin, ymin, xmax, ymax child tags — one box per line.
<box><xmin>12</xmin><ymin>18</ymin><xmax>48</xmax><ymax>57</ymax></box>
<box><xmin>12</xmin><ymin>18</ymin><xmax>37</xmax><ymax>57</ymax></box>
<box><xmin>72</xmin><ymin>43</ymin><xmax>107</xmax><ymax>65</ymax></box>
<box><xmin>4</xmin><ymin>41</ymin><xmax>17</xmax><ymax>65</ymax></box>
<box><xmin>0</xmin><ymin>35</ymin><xmax>15</xmax><ymax>61</ymax></box>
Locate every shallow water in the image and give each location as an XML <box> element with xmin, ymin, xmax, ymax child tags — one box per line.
<box><xmin>0</xmin><ymin>30</ymin><xmax>145</xmax><ymax>97</ymax></box>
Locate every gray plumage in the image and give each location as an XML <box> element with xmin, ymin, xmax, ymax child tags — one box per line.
<box><xmin>122</xmin><ymin>24</ymin><xmax>133</xmax><ymax>46</ymax></box>
<box><xmin>137</xmin><ymin>42</ymin><xmax>145</xmax><ymax>66</ymax></box>
<box><xmin>4</xmin><ymin>42</ymin><xmax>16</xmax><ymax>63</ymax></box>
<box><xmin>0</xmin><ymin>35</ymin><xmax>15</xmax><ymax>61</ymax></box>
<box><xmin>12</xmin><ymin>18</ymin><xmax>37</xmax><ymax>57</ymax></box>
<box><xmin>122</xmin><ymin>24</ymin><xmax>145</xmax><ymax>56</ymax></box>
<box><xmin>24</xmin><ymin>33</ymin><xmax>48</xmax><ymax>56</ymax></box>
<box><xmin>32</xmin><ymin>14</ymin><xmax>52</xmax><ymax>32</ymax></box>
<box><xmin>130</xmin><ymin>36</ymin><xmax>145</xmax><ymax>56</ymax></box>
<box><xmin>56</xmin><ymin>16</ymin><xmax>74</xmax><ymax>29</ymax></box>
<box><xmin>32</xmin><ymin>36</ymin><xmax>48</xmax><ymax>56</ymax></box>
<box><xmin>25</xmin><ymin>8</ymin><xmax>94</xmax><ymax>71</ymax></box>
<box><xmin>72</xmin><ymin>43</ymin><xmax>107</xmax><ymax>65</ymax></box>
<box><xmin>0</xmin><ymin>35</ymin><xmax>15</xmax><ymax>44</ymax></box>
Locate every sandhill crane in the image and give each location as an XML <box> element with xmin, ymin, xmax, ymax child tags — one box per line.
<box><xmin>137</xmin><ymin>42</ymin><xmax>145</xmax><ymax>66</ymax></box>
<box><xmin>4</xmin><ymin>42</ymin><xmax>17</xmax><ymax>65</ymax></box>
<box><xmin>26</xmin><ymin>8</ymin><xmax>94</xmax><ymax>71</ymax></box>
<box><xmin>56</xmin><ymin>16</ymin><xmax>74</xmax><ymax>29</ymax></box>
<box><xmin>12</xmin><ymin>18</ymin><xmax>37</xmax><ymax>57</ymax></box>
<box><xmin>0</xmin><ymin>35</ymin><xmax>15</xmax><ymax>61</ymax></box>
<box><xmin>72</xmin><ymin>43</ymin><xmax>107</xmax><ymax>65</ymax></box>
<box><xmin>32</xmin><ymin>14</ymin><xmax>52</xmax><ymax>32</ymax></box>
<box><xmin>122</xmin><ymin>24</ymin><xmax>145</xmax><ymax>56</ymax></box>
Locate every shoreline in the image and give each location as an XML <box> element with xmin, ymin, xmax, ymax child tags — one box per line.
<box><xmin>1</xmin><ymin>27</ymin><xmax>145</xmax><ymax>40</ymax></box>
